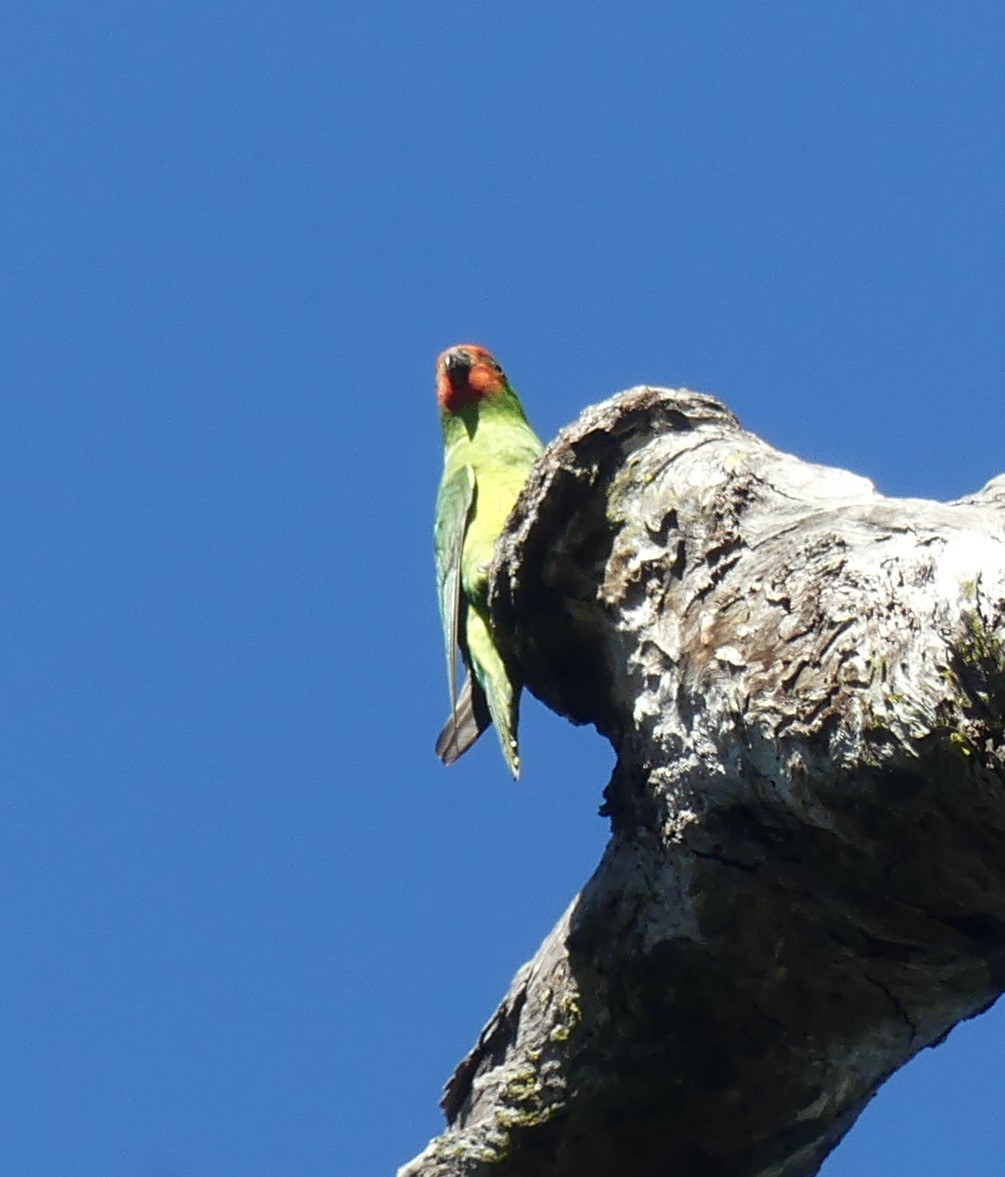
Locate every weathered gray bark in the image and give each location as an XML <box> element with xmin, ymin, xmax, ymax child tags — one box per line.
<box><xmin>399</xmin><ymin>387</ymin><xmax>1005</xmax><ymax>1177</ymax></box>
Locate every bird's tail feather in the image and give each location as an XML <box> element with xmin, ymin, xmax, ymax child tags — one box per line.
<box><xmin>435</xmin><ymin>675</ymin><xmax>490</xmax><ymax>766</ymax></box>
<box><xmin>482</xmin><ymin>672</ymin><xmax>520</xmax><ymax>780</ymax></box>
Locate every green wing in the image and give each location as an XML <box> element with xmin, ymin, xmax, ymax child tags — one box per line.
<box><xmin>434</xmin><ymin>462</ymin><xmax>475</xmax><ymax>718</ymax></box>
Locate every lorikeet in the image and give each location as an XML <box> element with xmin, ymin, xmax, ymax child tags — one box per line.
<box><xmin>433</xmin><ymin>344</ymin><xmax>543</xmax><ymax>777</ymax></box>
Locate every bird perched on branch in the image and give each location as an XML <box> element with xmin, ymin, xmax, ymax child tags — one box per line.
<box><xmin>433</xmin><ymin>344</ymin><xmax>544</xmax><ymax>778</ymax></box>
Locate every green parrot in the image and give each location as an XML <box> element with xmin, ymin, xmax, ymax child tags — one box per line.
<box><xmin>433</xmin><ymin>344</ymin><xmax>544</xmax><ymax>778</ymax></box>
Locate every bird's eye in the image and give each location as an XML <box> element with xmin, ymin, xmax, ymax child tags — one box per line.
<box><xmin>490</xmin><ymin>359</ymin><xmax>503</xmax><ymax>373</ymax></box>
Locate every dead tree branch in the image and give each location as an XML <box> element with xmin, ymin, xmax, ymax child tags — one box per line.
<box><xmin>400</xmin><ymin>387</ymin><xmax>1005</xmax><ymax>1177</ymax></box>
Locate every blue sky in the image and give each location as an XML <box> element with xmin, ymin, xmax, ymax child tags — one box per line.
<box><xmin>3</xmin><ymin>3</ymin><xmax>1004</xmax><ymax>1175</ymax></box>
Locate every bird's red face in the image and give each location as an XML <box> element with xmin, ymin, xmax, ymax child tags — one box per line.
<box><xmin>435</xmin><ymin>344</ymin><xmax>506</xmax><ymax>414</ymax></box>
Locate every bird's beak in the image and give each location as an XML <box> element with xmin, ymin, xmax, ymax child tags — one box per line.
<box><xmin>444</xmin><ymin>349</ymin><xmax>471</xmax><ymax>377</ymax></box>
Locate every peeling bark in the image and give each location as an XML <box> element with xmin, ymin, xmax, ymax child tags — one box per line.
<box><xmin>399</xmin><ymin>388</ymin><xmax>1005</xmax><ymax>1177</ymax></box>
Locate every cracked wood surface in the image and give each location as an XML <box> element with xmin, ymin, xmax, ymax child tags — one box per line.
<box><xmin>400</xmin><ymin>387</ymin><xmax>1005</xmax><ymax>1177</ymax></box>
